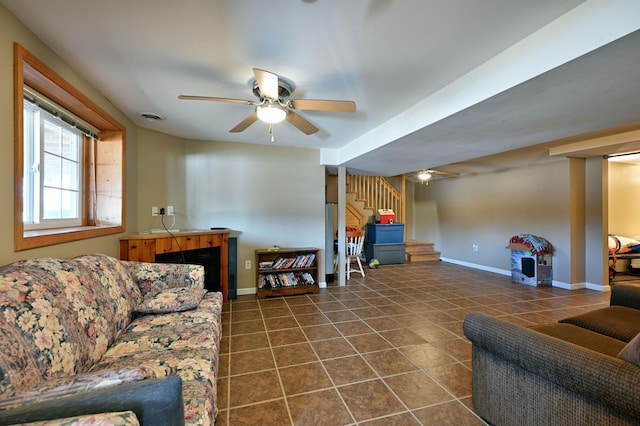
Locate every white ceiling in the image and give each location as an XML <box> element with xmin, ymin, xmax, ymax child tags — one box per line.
<box><xmin>3</xmin><ymin>0</ymin><xmax>640</xmax><ymax>177</ymax></box>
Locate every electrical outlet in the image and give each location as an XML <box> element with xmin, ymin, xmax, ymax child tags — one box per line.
<box><xmin>152</xmin><ymin>206</ymin><xmax>159</xmax><ymax>216</ymax></box>
<box><xmin>245</xmin><ymin>260</ymin><xmax>251</xmax><ymax>270</ymax></box>
<box><xmin>472</xmin><ymin>243</ymin><xmax>479</xmax><ymax>252</ymax></box>
<box><xmin>167</xmin><ymin>205</ymin><xmax>174</xmax><ymax>216</ymax></box>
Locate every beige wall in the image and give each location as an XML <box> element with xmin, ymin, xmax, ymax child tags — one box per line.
<box><xmin>183</xmin><ymin>140</ymin><xmax>326</xmax><ymax>293</ymax></box>
<box><xmin>134</xmin><ymin>128</ymin><xmax>187</xmax><ymax>232</ymax></box>
<box><xmin>412</xmin><ymin>161</ymin><xmax>574</xmax><ymax>284</ymax></box>
<box><xmin>608</xmin><ymin>161</ymin><xmax>640</xmax><ymax>237</ymax></box>
<box><xmin>0</xmin><ymin>5</ymin><xmax>138</xmax><ymax>264</ymax></box>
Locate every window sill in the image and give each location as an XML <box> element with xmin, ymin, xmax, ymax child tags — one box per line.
<box><xmin>18</xmin><ymin>224</ymin><xmax>124</xmax><ymax>251</ymax></box>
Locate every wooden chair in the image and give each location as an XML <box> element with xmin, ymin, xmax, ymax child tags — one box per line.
<box><xmin>345</xmin><ymin>235</ymin><xmax>365</xmax><ymax>280</ymax></box>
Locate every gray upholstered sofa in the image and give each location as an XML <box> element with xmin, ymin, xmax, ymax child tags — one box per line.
<box><xmin>464</xmin><ymin>284</ymin><xmax>640</xmax><ymax>426</ymax></box>
<box><xmin>0</xmin><ymin>253</ymin><xmax>223</xmax><ymax>426</ymax></box>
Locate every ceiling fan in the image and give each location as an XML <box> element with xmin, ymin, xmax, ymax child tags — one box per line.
<box><xmin>179</xmin><ymin>68</ymin><xmax>356</xmax><ymax>137</ymax></box>
<box><xmin>416</xmin><ymin>169</ymin><xmax>460</xmax><ymax>184</ymax></box>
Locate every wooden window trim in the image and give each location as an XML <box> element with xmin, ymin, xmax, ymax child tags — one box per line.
<box><xmin>14</xmin><ymin>43</ymin><xmax>126</xmax><ymax>251</ymax></box>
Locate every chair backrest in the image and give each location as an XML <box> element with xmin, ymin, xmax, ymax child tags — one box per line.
<box><xmin>346</xmin><ymin>235</ymin><xmax>364</xmax><ymax>256</ymax></box>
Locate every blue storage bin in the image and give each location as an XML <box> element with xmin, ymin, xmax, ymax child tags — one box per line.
<box><xmin>365</xmin><ymin>243</ymin><xmax>406</xmax><ymax>264</ymax></box>
<box><xmin>366</xmin><ymin>223</ymin><xmax>404</xmax><ymax>244</ymax></box>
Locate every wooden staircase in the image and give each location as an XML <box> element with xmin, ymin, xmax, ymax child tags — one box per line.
<box><xmin>405</xmin><ymin>240</ymin><xmax>441</xmax><ymax>262</ymax></box>
<box><xmin>338</xmin><ymin>173</ymin><xmax>441</xmax><ymax>263</ymax></box>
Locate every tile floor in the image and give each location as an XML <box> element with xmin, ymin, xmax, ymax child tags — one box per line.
<box><xmin>215</xmin><ymin>261</ymin><xmax>613</xmax><ymax>425</ymax></box>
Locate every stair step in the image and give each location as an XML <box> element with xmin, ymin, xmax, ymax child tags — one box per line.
<box><xmin>407</xmin><ymin>252</ymin><xmax>441</xmax><ymax>262</ymax></box>
<box><xmin>405</xmin><ymin>241</ymin><xmax>440</xmax><ymax>262</ymax></box>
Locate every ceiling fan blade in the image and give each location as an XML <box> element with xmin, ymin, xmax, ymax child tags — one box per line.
<box><xmin>286</xmin><ymin>111</ymin><xmax>319</xmax><ymax>135</ymax></box>
<box><xmin>229</xmin><ymin>113</ymin><xmax>259</xmax><ymax>133</ymax></box>
<box><xmin>178</xmin><ymin>95</ymin><xmax>253</xmax><ymax>105</ymax></box>
<box><xmin>290</xmin><ymin>99</ymin><xmax>356</xmax><ymax>113</ymax></box>
<box><xmin>253</xmin><ymin>68</ymin><xmax>280</xmax><ymax>100</ymax></box>
<box><xmin>428</xmin><ymin>169</ymin><xmax>460</xmax><ymax>177</ymax></box>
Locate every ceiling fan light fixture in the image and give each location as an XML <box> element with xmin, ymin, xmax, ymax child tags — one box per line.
<box><xmin>256</xmin><ymin>104</ymin><xmax>287</xmax><ymax>124</ymax></box>
<box><xmin>418</xmin><ymin>170</ymin><xmax>432</xmax><ymax>181</ymax></box>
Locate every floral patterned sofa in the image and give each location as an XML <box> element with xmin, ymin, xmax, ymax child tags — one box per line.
<box><xmin>0</xmin><ymin>253</ymin><xmax>223</xmax><ymax>426</ymax></box>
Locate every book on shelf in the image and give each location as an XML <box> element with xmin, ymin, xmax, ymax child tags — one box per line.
<box><xmin>266</xmin><ymin>254</ymin><xmax>316</xmax><ymax>270</ymax></box>
<box><xmin>259</xmin><ymin>261</ymin><xmax>274</xmax><ymax>270</ymax></box>
<box><xmin>259</xmin><ymin>271</ymin><xmax>316</xmax><ymax>289</ymax></box>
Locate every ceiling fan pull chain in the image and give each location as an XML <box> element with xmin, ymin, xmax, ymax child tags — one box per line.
<box><xmin>269</xmin><ymin>123</ymin><xmax>275</xmax><ymax>143</ymax></box>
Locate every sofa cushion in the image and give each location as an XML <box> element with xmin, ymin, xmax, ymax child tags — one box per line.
<box><xmin>618</xmin><ymin>332</ymin><xmax>640</xmax><ymax>366</ymax></box>
<box><xmin>0</xmin><ymin>258</ymin><xmax>113</xmax><ymax>395</ymax></box>
<box><xmin>530</xmin><ymin>323</ymin><xmax>626</xmax><ymax>357</ymax></box>
<box><xmin>71</xmin><ymin>254</ymin><xmax>143</xmax><ymax>337</ymax></box>
<box><xmin>135</xmin><ymin>287</ymin><xmax>207</xmax><ymax>314</ymax></box>
<box><xmin>122</xmin><ymin>262</ymin><xmax>205</xmax><ymax>296</ymax></box>
<box><xmin>559</xmin><ymin>306</ymin><xmax>640</xmax><ymax>342</ymax></box>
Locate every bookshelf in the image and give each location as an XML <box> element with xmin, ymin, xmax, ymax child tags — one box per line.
<box><xmin>255</xmin><ymin>247</ymin><xmax>320</xmax><ymax>299</ymax></box>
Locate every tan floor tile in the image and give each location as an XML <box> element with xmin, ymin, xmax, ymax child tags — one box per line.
<box><xmin>230</xmin><ymin>309</ymin><xmax>263</xmax><ymax>322</ymax></box>
<box><xmin>400</xmin><ymin>343</ymin><xmax>457</xmax><ymax>369</ymax></box>
<box><xmin>218</xmin><ymin>353</ymin><xmax>229</xmax><ymax>377</ymax></box>
<box><xmin>358</xmin><ymin>412</ymin><xmax>421</xmax><ymax>425</ymax></box>
<box><xmin>322</xmin><ymin>355</ymin><xmax>378</xmax><ymax>385</ymax></box>
<box><xmin>230</xmin><ymin>319</ymin><xmax>265</xmax><ymax>335</ymax></box>
<box><xmin>268</xmin><ymin>327</ymin><xmax>307</xmax><ymax>346</ymax></box>
<box><xmin>229</xmin><ymin>348</ymin><xmax>275</xmax><ymax>375</ymax></box>
<box><xmin>310</xmin><ymin>337</ymin><xmax>357</xmax><ymax>359</ymax></box>
<box><xmin>229</xmin><ymin>370</ymin><xmax>281</xmax><ymax>407</ymax></box>
<box><xmin>302</xmin><ymin>323</ymin><xmax>342</xmax><ymax>341</ymax></box>
<box><xmin>379</xmin><ymin>328</ymin><xmax>428</xmax><ymax>347</ymax></box>
<box><xmin>278</xmin><ymin>362</ymin><xmax>333</xmax><ymax>395</ymax></box>
<box><xmin>272</xmin><ymin>342</ymin><xmax>318</xmax><ymax>367</ymax></box>
<box><xmin>338</xmin><ymin>379</ymin><xmax>405</xmax><ymax>422</ymax></box>
<box><xmin>412</xmin><ymin>400</ymin><xmax>486</xmax><ymax>425</ymax></box>
<box><xmin>231</xmin><ymin>300</ymin><xmax>260</xmax><ymax>311</ymax></box>
<box><xmin>287</xmin><ymin>389</ymin><xmax>354</xmax><ymax>426</ymax></box>
<box><xmin>260</xmin><ymin>305</ymin><xmax>292</xmax><ymax>319</ymax></box>
<box><xmin>264</xmin><ymin>315</ymin><xmax>297</xmax><ymax>331</ymax></box>
<box><xmin>289</xmin><ymin>303</ymin><xmax>322</xmax><ymax>315</ymax></box>
<box><xmin>323</xmin><ymin>309</ymin><xmax>359</xmax><ymax>323</ymax></box>
<box><xmin>314</xmin><ymin>300</ymin><xmax>347</xmax><ymax>312</ymax></box>
<box><xmin>434</xmin><ymin>338</ymin><xmax>472</xmax><ymax>362</ymax></box>
<box><xmin>216</xmin><ymin>376</ymin><xmax>229</xmax><ymax>411</ymax></box>
<box><xmin>364</xmin><ymin>316</ymin><xmax>403</xmax><ymax>332</ymax></box>
<box><xmin>427</xmin><ymin>362</ymin><xmax>473</xmax><ymax>398</ymax></box>
<box><xmin>384</xmin><ymin>370</ymin><xmax>453</xmax><ymax>409</ymax></box>
<box><xmin>230</xmin><ymin>331</ymin><xmax>269</xmax><ymax>352</ymax></box>
<box><xmin>347</xmin><ymin>332</ymin><xmax>393</xmax><ymax>353</ymax></box>
<box><xmin>363</xmin><ymin>349</ymin><xmax>419</xmax><ymax>377</ymax></box>
<box><xmin>295</xmin><ymin>312</ymin><xmax>330</xmax><ymax>326</ymax></box>
<box><xmin>333</xmin><ymin>319</ymin><xmax>374</xmax><ymax>336</ymax></box>
<box><xmin>227</xmin><ymin>399</ymin><xmax>290</xmax><ymax>426</ymax></box>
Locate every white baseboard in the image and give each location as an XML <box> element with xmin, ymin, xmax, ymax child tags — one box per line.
<box><xmin>586</xmin><ymin>282</ymin><xmax>611</xmax><ymax>292</ymax></box>
<box><xmin>237</xmin><ymin>287</ymin><xmax>257</xmax><ymax>296</ymax></box>
<box><xmin>440</xmin><ymin>258</ymin><xmax>608</xmax><ymax>292</ymax></box>
<box><xmin>440</xmin><ymin>257</ymin><xmax>510</xmax><ymax>276</ymax></box>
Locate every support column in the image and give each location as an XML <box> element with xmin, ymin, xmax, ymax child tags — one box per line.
<box><xmin>337</xmin><ymin>167</ymin><xmax>347</xmax><ymax>286</ymax></box>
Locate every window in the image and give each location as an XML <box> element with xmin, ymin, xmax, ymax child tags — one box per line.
<box><xmin>14</xmin><ymin>43</ymin><xmax>126</xmax><ymax>250</ymax></box>
<box><xmin>23</xmin><ymin>95</ymin><xmax>86</xmax><ymax>229</ymax></box>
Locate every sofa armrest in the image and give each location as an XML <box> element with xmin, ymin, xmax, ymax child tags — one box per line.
<box><xmin>0</xmin><ymin>366</ymin><xmax>175</xmax><ymax>411</ymax></box>
<box><xmin>122</xmin><ymin>261</ymin><xmax>205</xmax><ymax>296</ymax></box>
<box><xmin>18</xmin><ymin>411</ymin><xmax>140</xmax><ymax>426</ymax></box>
<box><xmin>610</xmin><ymin>283</ymin><xmax>640</xmax><ymax>310</ymax></box>
<box><xmin>463</xmin><ymin>312</ymin><xmax>640</xmax><ymax>419</ymax></box>
<box><xmin>0</xmin><ymin>375</ymin><xmax>183</xmax><ymax>426</ymax></box>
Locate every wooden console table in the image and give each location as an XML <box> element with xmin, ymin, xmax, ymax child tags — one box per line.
<box><xmin>120</xmin><ymin>229</ymin><xmax>229</xmax><ymax>301</ymax></box>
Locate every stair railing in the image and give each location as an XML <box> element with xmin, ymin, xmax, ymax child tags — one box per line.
<box><xmin>346</xmin><ymin>174</ymin><xmax>404</xmax><ymax>224</ymax></box>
